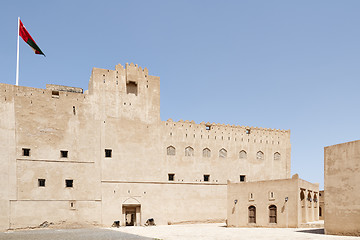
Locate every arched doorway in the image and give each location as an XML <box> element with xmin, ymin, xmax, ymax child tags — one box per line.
<box><xmin>122</xmin><ymin>197</ymin><xmax>141</xmax><ymax>226</ymax></box>
<box><xmin>269</xmin><ymin>205</ymin><xmax>277</xmax><ymax>223</ymax></box>
<box><xmin>248</xmin><ymin>205</ymin><xmax>256</xmax><ymax>224</ymax></box>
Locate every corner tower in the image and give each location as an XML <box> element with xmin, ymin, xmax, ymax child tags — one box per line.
<box><xmin>88</xmin><ymin>63</ymin><xmax>160</xmax><ymax>124</ymax></box>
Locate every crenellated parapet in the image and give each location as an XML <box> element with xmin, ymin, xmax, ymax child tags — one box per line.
<box><xmin>163</xmin><ymin>118</ymin><xmax>290</xmax><ymax>135</ymax></box>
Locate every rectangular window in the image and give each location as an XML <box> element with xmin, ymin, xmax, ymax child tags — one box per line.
<box><xmin>168</xmin><ymin>173</ymin><xmax>175</xmax><ymax>181</ymax></box>
<box><xmin>22</xmin><ymin>148</ymin><xmax>30</xmax><ymax>156</ymax></box>
<box><xmin>249</xmin><ymin>192</ymin><xmax>254</xmax><ymax>201</ymax></box>
<box><xmin>105</xmin><ymin>149</ymin><xmax>112</xmax><ymax>158</ymax></box>
<box><xmin>60</xmin><ymin>150</ymin><xmax>68</xmax><ymax>158</ymax></box>
<box><xmin>38</xmin><ymin>179</ymin><xmax>46</xmax><ymax>187</ymax></box>
<box><xmin>65</xmin><ymin>179</ymin><xmax>73</xmax><ymax>188</ymax></box>
<box><xmin>203</xmin><ymin>174</ymin><xmax>210</xmax><ymax>182</ymax></box>
<box><xmin>52</xmin><ymin>90</ymin><xmax>59</xmax><ymax>98</ymax></box>
<box><xmin>269</xmin><ymin>191</ymin><xmax>275</xmax><ymax>200</ymax></box>
<box><xmin>240</xmin><ymin>175</ymin><xmax>246</xmax><ymax>182</ymax></box>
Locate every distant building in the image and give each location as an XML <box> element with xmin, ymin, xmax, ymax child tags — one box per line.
<box><xmin>0</xmin><ymin>63</ymin><xmax>292</xmax><ymax>230</ymax></box>
<box><xmin>227</xmin><ymin>174</ymin><xmax>319</xmax><ymax>228</ymax></box>
<box><xmin>324</xmin><ymin>140</ymin><xmax>360</xmax><ymax>236</ymax></box>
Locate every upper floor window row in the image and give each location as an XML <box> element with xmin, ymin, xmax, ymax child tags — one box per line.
<box><xmin>166</xmin><ymin>146</ymin><xmax>280</xmax><ymax>160</ymax></box>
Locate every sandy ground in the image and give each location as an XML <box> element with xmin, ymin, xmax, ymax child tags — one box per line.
<box><xmin>110</xmin><ymin>223</ymin><xmax>360</xmax><ymax>240</ymax></box>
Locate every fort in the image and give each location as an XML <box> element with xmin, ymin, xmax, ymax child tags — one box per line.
<box><xmin>0</xmin><ymin>63</ymin><xmax>304</xmax><ymax>230</ymax></box>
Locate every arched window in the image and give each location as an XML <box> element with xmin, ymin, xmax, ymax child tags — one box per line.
<box><xmin>269</xmin><ymin>205</ymin><xmax>277</xmax><ymax>223</ymax></box>
<box><xmin>185</xmin><ymin>146</ymin><xmax>194</xmax><ymax>157</ymax></box>
<box><xmin>307</xmin><ymin>192</ymin><xmax>312</xmax><ymax>207</ymax></box>
<box><xmin>256</xmin><ymin>151</ymin><xmax>264</xmax><ymax>160</ymax></box>
<box><xmin>248</xmin><ymin>206</ymin><xmax>256</xmax><ymax>223</ymax></box>
<box><xmin>203</xmin><ymin>148</ymin><xmax>211</xmax><ymax>158</ymax></box>
<box><xmin>167</xmin><ymin>146</ymin><xmax>175</xmax><ymax>156</ymax></box>
<box><xmin>300</xmin><ymin>190</ymin><xmax>305</xmax><ymax>208</ymax></box>
<box><xmin>274</xmin><ymin>152</ymin><xmax>281</xmax><ymax>160</ymax></box>
<box><xmin>219</xmin><ymin>148</ymin><xmax>227</xmax><ymax>158</ymax></box>
<box><xmin>239</xmin><ymin>150</ymin><xmax>247</xmax><ymax>159</ymax></box>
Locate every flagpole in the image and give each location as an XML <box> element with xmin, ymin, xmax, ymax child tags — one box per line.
<box><xmin>16</xmin><ymin>17</ymin><xmax>20</xmax><ymax>86</ymax></box>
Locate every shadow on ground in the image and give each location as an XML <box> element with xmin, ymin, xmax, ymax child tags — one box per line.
<box><xmin>0</xmin><ymin>228</ymin><xmax>152</xmax><ymax>240</ymax></box>
<box><xmin>296</xmin><ymin>228</ymin><xmax>325</xmax><ymax>235</ymax></box>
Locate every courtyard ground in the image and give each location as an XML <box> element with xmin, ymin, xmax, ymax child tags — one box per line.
<box><xmin>111</xmin><ymin>223</ymin><xmax>360</xmax><ymax>240</ymax></box>
<box><xmin>1</xmin><ymin>223</ymin><xmax>359</xmax><ymax>240</ymax></box>
<box><xmin>0</xmin><ymin>228</ymin><xmax>151</xmax><ymax>240</ymax></box>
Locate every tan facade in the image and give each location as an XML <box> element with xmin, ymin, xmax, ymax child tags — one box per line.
<box><xmin>324</xmin><ymin>140</ymin><xmax>360</xmax><ymax>236</ymax></box>
<box><xmin>0</xmin><ymin>63</ymin><xmax>291</xmax><ymax>230</ymax></box>
<box><xmin>227</xmin><ymin>175</ymin><xmax>319</xmax><ymax>228</ymax></box>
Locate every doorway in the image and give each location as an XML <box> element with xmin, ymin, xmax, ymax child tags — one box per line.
<box><xmin>122</xmin><ymin>204</ymin><xmax>141</xmax><ymax>226</ymax></box>
<box><xmin>125</xmin><ymin>207</ymin><xmax>136</xmax><ymax>226</ymax></box>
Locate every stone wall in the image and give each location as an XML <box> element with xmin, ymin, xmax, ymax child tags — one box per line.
<box><xmin>0</xmin><ymin>63</ymin><xmax>291</xmax><ymax>230</ymax></box>
<box><xmin>227</xmin><ymin>176</ymin><xmax>319</xmax><ymax>228</ymax></box>
<box><xmin>324</xmin><ymin>140</ymin><xmax>360</xmax><ymax>236</ymax></box>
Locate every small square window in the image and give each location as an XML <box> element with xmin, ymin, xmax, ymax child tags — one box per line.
<box><xmin>22</xmin><ymin>148</ymin><xmax>30</xmax><ymax>156</ymax></box>
<box><xmin>206</xmin><ymin>125</ymin><xmax>211</xmax><ymax>130</ymax></box>
<box><xmin>240</xmin><ymin>175</ymin><xmax>246</xmax><ymax>182</ymax></box>
<box><xmin>60</xmin><ymin>150</ymin><xmax>68</xmax><ymax>158</ymax></box>
<box><xmin>65</xmin><ymin>179</ymin><xmax>73</xmax><ymax>188</ymax></box>
<box><xmin>105</xmin><ymin>149</ymin><xmax>112</xmax><ymax>158</ymax></box>
<box><xmin>204</xmin><ymin>174</ymin><xmax>210</xmax><ymax>182</ymax></box>
<box><xmin>38</xmin><ymin>179</ymin><xmax>46</xmax><ymax>187</ymax></box>
<box><xmin>168</xmin><ymin>173</ymin><xmax>175</xmax><ymax>181</ymax></box>
<box><xmin>246</xmin><ymin>129</ymin><xmax>251</xmax><ymax>134</ymax></box>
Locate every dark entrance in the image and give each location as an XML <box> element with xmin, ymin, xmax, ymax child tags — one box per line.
<box><xmin>125</xmin><ymin>207</ymin><xmax>136</xmax><ymax>226</ymax></box>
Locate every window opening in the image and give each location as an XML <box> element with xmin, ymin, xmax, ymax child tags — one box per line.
<box><xmin>65</xmin><ymin>179</ymin><xmax>73</xmax><ymax>188</ymax></box>
<box><xmin>185</xmin><ymin>146</ymin><xmax>194</xmax><ymax>157</ymax></box>
<box><xmin>105</xmin><ymin>149</ymin><xmax>112</xmax><ymax>158</ymax></box>
<box><xmin>126</xmin><ymin>81</ymin><xmax>138</xmax><ymax>95</ymax></box>
<box><xmin>168</xmin><ymin>173</ymin><xmax>175</xmax><ymax>181</ymax></box>
<box><xmin>203</xmin><ymin>174</ymin><xmax>210</xmax><ymax>182</ymax></box>
<box><xmin>240</xmin><ymin>175</ymin><xmax>246</xmax><ymax>182</ymax></box>
<box><xmin>202</xmin><ymin>148</ymin><xmax>211</xmax><ymax>158</ymax></box>
<box><xmin>60</xmin><ymin>150</ymin><xmax>68</xmax><ymax>158</ymax></box>
<box><xmin>256</xmin><ymin>151</ymin><xmax>264</xmax><ymax>160</ymax></box>
<box><xmin>51</xmin><ymin>91</ymin><xmax>59</xmax><ymax>98</ymax></box>
<box><xmin>38</xmin><ymin>179</ymin><xmax>46</xmax><ymax>187</ymax></box>
<box><xmin>239</xmin><ymin>150</ymin><xmax>247</xmax><ymax>159</ymax></box>
<box><xmin>22</xmin><ymin>148</ymin><xmax>30</xmax><ymax>156</ymax></box>
<box><xmin>167</xmin><ymin>146</ymin><xmax>176</xmax><ymax>155</ymax></box>
<box><xmin>219</xmin><ymin>148</ymin><xmax>227</xmax><ymax>158</ymax></box>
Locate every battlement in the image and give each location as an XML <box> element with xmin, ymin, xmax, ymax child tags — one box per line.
<box><xmin>46</xmin><ymin>84</ymin><xmax>83</xmax><ymax>94</ymax></box>
<box><xmin>115</xmin><ymin>62</ymin><xmax>149</xmax><ymax>76</ymax></box>
<box><xmin>164</xmin><ymin>118</ymin><xmax>290</xmax><ymax>134</ymax></box>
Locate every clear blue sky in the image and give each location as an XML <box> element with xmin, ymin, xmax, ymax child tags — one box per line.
<box><xmin>1</xmin><ymin>1</ymin><xmax>360</xmax><ymax>189</ymax></box>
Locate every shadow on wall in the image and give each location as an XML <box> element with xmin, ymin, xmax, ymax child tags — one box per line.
<box><xmin>296</xmin><ymin>229</ymin><xmax>324</xmax><ymax>235</ymax></box>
